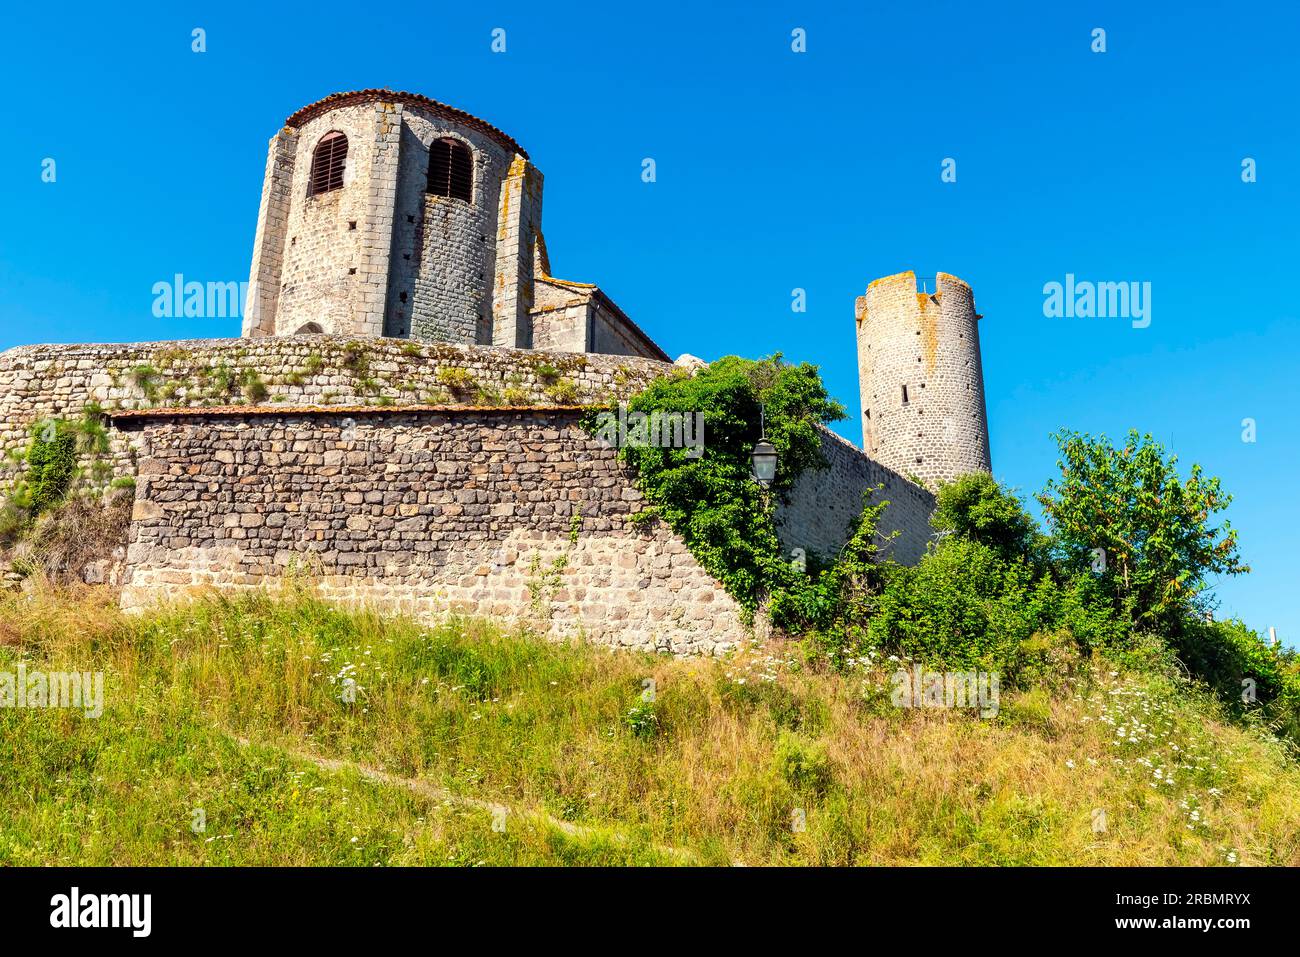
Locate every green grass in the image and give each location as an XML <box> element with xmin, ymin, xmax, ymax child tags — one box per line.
<box><xmin>1</xmin><ymin>585</ymin><xmax>1297</xmax><ymax>866</ymax></box>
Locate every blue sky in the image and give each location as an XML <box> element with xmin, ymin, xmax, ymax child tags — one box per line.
<box><xmin>1</xmin><ymin>1</ymin><xmax>1296</xmax><ymax>643</ymax></box>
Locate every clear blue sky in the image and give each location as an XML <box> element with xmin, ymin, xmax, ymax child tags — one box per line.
<box><xmin>1</xmin><ymin>1</ymin><xmax>1295</xmax><ymax>643</ymax></box>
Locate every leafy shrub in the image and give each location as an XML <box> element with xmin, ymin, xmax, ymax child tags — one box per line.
<box><xmin>1038</xmin><ymin>429</ymin><xmax>1248</xmax><ymax>633</ymax></box>
<box><xmin>772</xmin><ymin>732</ymin><xmax>832</xmax><ymax>795</ymax></box>
<box><xmin>129</xmin><ymin>364</ymin><xmax>161</xmax><ymax>399</ymax></box>
<box><xmin>436</xmin><ymin>367</ymin><xmax>476</xmax><ymax>394</ymax></box>
<box><xmin>206</xmin><ymin>363</ymin><xmax>237</xmax><ymax>398</ymax></box>
<box><xmin>239</xmin><ymin>370</ymin><xmax>269</xmax><ymax>404</ymax></box>
<box><xmin>1013</xmin><ymin>628</ymin><xmax>1084</xmax><ymax>695</ymax></box>
<box><xmin>25</xmin><ymin>420</ymin><xmax>78</xmax><ymax>517</ymax></box>
<box><xmin>768</xmin><ymin>488</ymin><xmax>891</xmax><ymax>661</ymax></box>
<box><xmin>340</xmin><ymin>341</ymin><xmax>371</xmax><ymax>375</ymax></box>
<box><xmin>1169</xmin><ymin>617</ymin><xmax>1300</xmax><ymax>738</ymax></box>
<box><xmin>868</xmin><ymin>539</ymin><xmax>1065</xmax><ymax>680</ymax></box>
<box><xmin>932</xmin><ymin>473</ymin><xmax>1042</xmax><ymax>564</ymax></box>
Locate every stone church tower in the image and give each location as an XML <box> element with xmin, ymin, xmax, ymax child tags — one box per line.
<box><xmin>243</xmin><ymin>89</ymin><xmax>665</xmax><ymax>360</ymax></box>
<box><xmin>855</xmin><ymin>271</ymin><xmax>991</xmax><ymax>486</ymax></box>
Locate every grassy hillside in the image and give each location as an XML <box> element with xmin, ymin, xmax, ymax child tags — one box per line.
<box><xmin>0</xmin><ymin>584</ymin><xmax>1297</xmax><ymax>866</ymax></box>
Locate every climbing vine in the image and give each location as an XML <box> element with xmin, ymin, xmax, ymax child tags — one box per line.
<box><xmin>583</xmin><ymin>355</ymin><xmax>855</xmax><ymax>624</ymax></box>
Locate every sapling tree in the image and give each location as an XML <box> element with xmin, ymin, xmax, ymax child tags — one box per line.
<box><xmin>1037</xmin><ymin>429</ymin><xmax>1248</xmax><ymax>633</ymax></box>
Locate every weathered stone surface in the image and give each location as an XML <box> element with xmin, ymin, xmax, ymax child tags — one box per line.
<box><xmin>0</xmin><ymin>335</ymin><xmax>669</xmax><ymax>495</ymax></box>
<box><xmin>0</xmin><ymin>327</ymin><xmax>947</xmax><ymax>655</ymax></box>
<box><xmin>775</xmin><ymin>426</ymin><xmax>936</xmax><ymax>566</ymax></box>
<box><xmin>117</xmin><ymin>408</ymin><xmax>748</xmax><ymax>657</ymax></box>
<box><xmin>245</xmin><ymin>92</ymin><xmax>665</xmax><ymax>360</ymax></box>
<box><xmin>855</xmin><ymin>271</ymin><xmax>992</xmax><ymax>487</ymax></box>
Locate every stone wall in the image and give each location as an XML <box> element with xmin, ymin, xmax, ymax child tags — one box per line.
<box><xmin>243</xmin><ymin>127</ymin><xmax>297</xmax><ymax>337</ymax></box>
<box><xmin>117</xmin><ymin>408</ymin><xmax>745</xmax><ymax>657</ymax></box>
<box><xmin>0</xmin><ymin>332</ymin><xmax>944</xmax><ymax>654</ymax></box>
<box><xmin>531</xmin><ymin>279</ymin><xmax>589</xmax><ymax>353</ymax></box>
<box><xmin>776</xmin><ymin>426</ymin><xmax>936</xmax><ymax>566</ymax></box>
<box><xmin>0</xmin><ymin>336</ymin><xmax>671</xmax><ymax>495</ymax></box>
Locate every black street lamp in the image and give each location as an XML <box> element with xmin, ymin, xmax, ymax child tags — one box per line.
<box><xmin>750</xmin><ymin>406</ymin><xmax>778</xmax><ymax>488</ymax></box>
<box><xmin>751</xmin><ymin>439</ymin><xmax>778</xmax><ymax>487</ymax></box>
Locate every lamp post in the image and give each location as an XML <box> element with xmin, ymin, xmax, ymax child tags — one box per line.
<box><xmin>750</xmin><ymin>407</ymin><xmax>778</xmax><ymax>488</ymax></box>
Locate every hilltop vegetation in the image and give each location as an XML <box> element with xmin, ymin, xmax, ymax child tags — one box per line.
<box><xmin>0</xmin><ymin>355</ymin><xmax>1295</xmax><ymax>866</ymax></box>
<box><xmin>0</xmin><ymin>585</ymin><xmax>1297</xmax><ymax>866</ymax></box>
<box><xmin>600</xmin><ymin>357</ymin><xmax>1300</xmax><ymax>749</ymax></box>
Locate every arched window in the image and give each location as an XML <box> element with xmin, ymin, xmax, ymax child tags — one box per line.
<box><xmin>307</xmin><ymin>131</ymin><xmax>348</xmax><ymax>197</ymax></box>
<box><xmin>427</xmin><ymin>138</ymin><xmax>473</xmax><ymax>202</ymax></box>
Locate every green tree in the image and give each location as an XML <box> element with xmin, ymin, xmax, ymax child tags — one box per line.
<box><xmin>931</xmin><ymin>473</ymin><xmax>1041</xmax><ymax>562</ymax></box>
<box><xmin>1037</xmin><ymin>429</ymin><xmax>1248</xmax><ymax>632</ymax></box>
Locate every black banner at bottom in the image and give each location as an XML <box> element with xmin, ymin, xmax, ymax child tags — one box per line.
<box><xmin>0</xmin><ymin>865</ymin><xmax>1281</xmax><ymax>943</ymax></box>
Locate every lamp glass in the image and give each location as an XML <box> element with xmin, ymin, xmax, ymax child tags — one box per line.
<box><xmin>751</xmin><ymin>439</ymin><xmax>778</xmax><ymax>486</ymax></box>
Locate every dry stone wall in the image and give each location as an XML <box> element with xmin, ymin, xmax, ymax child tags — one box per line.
<box><xmin>0</xmin><ymin>335</ymin><xmax>671</xmax><ymax>490</ymax></box>
<box><xmin>118</xmin><ymin>408</ymin><xmax>746</xmax><ymax>656</ymax></box>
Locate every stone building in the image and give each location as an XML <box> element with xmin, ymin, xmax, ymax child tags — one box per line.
<box><xmin>855</xmin><ymin>271</ymin><xmax>991</xmax><ymax>486</ymax></box>
<box><xmin>0</xmin><ymin>91</ymin><xmax>996</xmax><ymax>655</ymax></box>
<box><xmin>243</xmin><ymin>89</ymin><xmax>666</xmax><ymax>361</ymax></box>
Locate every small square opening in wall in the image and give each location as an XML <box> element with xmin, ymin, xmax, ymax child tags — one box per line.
<box><xmin>407</xmin><ymin>215</ymin><xmax>415</xmax><ymax>223</ymax></box>
<box><xmin>348</xmin><ymin>221</ymin><xmax>357</xmax><ymax>231</ymax></box>
<box><xmin>348</xmin><ymin>267</ymin><xmax>357</xmax><ymax>275</ymax></box>
<box><xmin>399</xmin><ymin>292</ymin><xmax>408</xmax><ymax>303</ymax></box>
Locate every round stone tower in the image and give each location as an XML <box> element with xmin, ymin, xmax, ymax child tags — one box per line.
<box><xmin>243</xmin><ymin>89</ymin><xmax>542</xmax><ymax>348</ymax></box>
<box><xmin>854</xmin><ymin>270</ymin><xmax>991</xmax><ymax>486</ymax></box>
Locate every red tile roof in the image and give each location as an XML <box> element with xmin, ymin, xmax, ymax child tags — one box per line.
<box><xmin>285</xmin><ymin>89</ymin><xmax>527</xmax><ymax>159</ymax></box>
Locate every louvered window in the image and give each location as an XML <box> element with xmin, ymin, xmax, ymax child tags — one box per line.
<box><xmin>307</xmin><ymin>132</ymin><xmax>348</xmax><ymax>197</ymax></box>
<box><xmin>427</xmin><ymin>138</ymin><xmax>473</xmax><ymax>202</ymax></box>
